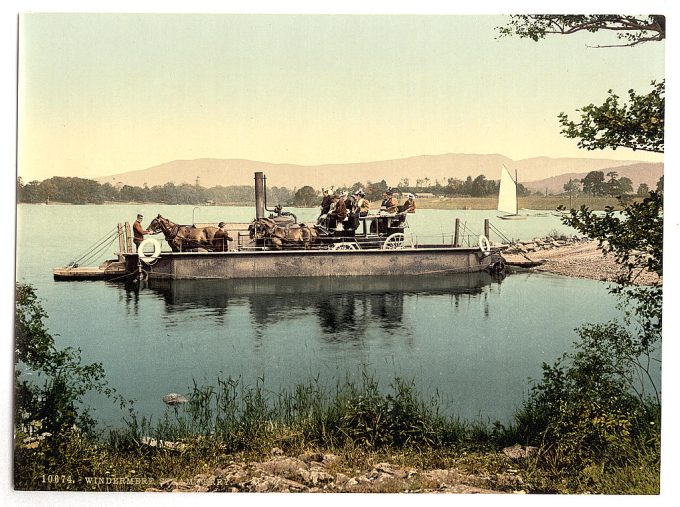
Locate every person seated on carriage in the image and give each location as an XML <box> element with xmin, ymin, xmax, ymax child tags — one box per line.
<box><xmin>380</xmin><ymin>189</ymin><xmax>399</xmax><ymax>214</ymax></box>
<box><xmin>327</xmin><ymin>191</ymin><xmax>347</xmax><ymax>231</ymax></box>
<box><xmin>355</xmin><ymin>189</ymin><xmax>370</xmax><ymax>217</ymax></box>
<box><xmin>344</xmin><ymin>192</ymin><xmax>361</xmax><ymax>234</ymax></box>
<box><xmin>319</xmin><ymin>187</ymin><xmax>333</xmax><ymax>215</ymax></box>
<box><xmin>399</xmin><ymin>193</ymin><xmax>417</xmax><ymax>214</ymax></box>
<box><xmin>344</xmin><ymin>191</ymin><xmax>355</xmax><ymax>212</ymax></box>
<box><xmin>375</xmin><ymin>189</ymin><xmax>399</xmax><ymax>233</ymax></box>
<box><xmin>133</xmin><ymin>213</ymin><xmax>153</xmax><ymax>251</ymax></box>
<box><xmin>316</xmin><ymin>187</ymin><xmax>334</xmax><ymax>227</ymax></box>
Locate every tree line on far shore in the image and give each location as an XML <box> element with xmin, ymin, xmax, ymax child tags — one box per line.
<box><xmin>16</xmin><ymin>173</ymin><xmax>529</xmax><ymax>206</ymax></box>
<box><xmin>17</xmin><ymin>170</ymin><xmax>660</xmax><ymax>207</ymax></box>
<box><xmin>563</xmin><ymin>171</ymin><xmax>663</xmax><ymax>197</ymax></box>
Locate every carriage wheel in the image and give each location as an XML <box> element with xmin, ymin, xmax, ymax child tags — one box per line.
<box><xmin>332</xmin><ymin>242</ymin><xmax>359</xmax><ymax>250</ymax></box>
<box><xmin>381</xmin><ymin>233</ymin><xmax>407</xmax><ymax>250</ymax></box>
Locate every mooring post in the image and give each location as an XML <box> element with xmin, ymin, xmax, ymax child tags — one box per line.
<box><xmin>454</xmin><ymin>218</ymin><xmax>460</xmax><ymax>247</ymax></box>
<box><xmin>117</xmin><ymin>223</ymin><xmax>125</xmax><ymax>260</ymax></box>
<box><xmin>124</xmin><ymin>222</ymin><xmax>133</xmax><ymax>253</ymax></box>
<box><xmin>484</xmin><ymin>218</ymin><xmax>490</xmax><ymax>241</ymax></box>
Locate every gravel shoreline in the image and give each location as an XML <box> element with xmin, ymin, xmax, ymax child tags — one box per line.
<box><xmin>503</xmin><ymin>239</ymin><xmax>660</xmax><ymax>286</ymax></box>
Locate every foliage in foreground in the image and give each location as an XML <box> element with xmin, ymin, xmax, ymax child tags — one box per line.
<box><xmin>14</xmin><ymin>283</ymin><xmax>121</xmax><ymax>489</ymax></box>
<box><xmin>499</xmin><ymin>14</ymin><xmax>662</xmax><ymax>494</ymax></box>
<box><xmin>508</xmin><ymin>322</ymin><xmax>659</xmax><ymax>491</ymax></box>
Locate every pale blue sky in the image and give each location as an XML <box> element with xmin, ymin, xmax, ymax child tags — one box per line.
<box><xmin>19</xmin><ymin>13</ymin><xmax>665</xmax><ymax>181</ymax></box>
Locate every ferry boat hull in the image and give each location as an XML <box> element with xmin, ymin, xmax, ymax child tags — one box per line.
<box><xmin>124</xmin><ymin>246</ymin><xmax>503</xmax><ymax>280</ymax></box>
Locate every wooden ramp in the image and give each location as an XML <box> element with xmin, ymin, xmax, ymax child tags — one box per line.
<box><xmin>53</xmin><ymin>261</ymin><xmax>126</xmax><ymax>281</ymax></box>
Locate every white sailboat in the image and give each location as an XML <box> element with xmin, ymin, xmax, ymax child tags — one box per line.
<box><xmin>497</xmin><ymin>165</ymin><xmax>527</xmax><ymax>220</ymax></box>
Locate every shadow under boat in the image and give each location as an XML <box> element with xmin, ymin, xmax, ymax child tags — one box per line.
<box><xmin>121</xmin><ymin>272</ymin><xmax>502</xmax><ymax>338</ymax></box>
<box><xmin>144</xmin><ymin>271</ymin><xmax>501</xmax><ymax>308</ymax></box>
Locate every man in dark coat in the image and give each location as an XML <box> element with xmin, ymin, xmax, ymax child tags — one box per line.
<box><xmin>133</xmin><ymin>213</ymin><xmax>152</xmax><ymax>251</ymax></box>
<box><xmin>328</xmin><ymin>193</ymin><xmax>347</xmax><ymax>230</ymax></box>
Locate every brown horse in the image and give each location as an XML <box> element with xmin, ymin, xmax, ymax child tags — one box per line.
<box><xmin>148</xmin><ymin>215</ymin><xmax>233</xmax><ymax>252</ymax></box>
<box><xmin>249</xmin><ymin>217</ymin><xmax>317</xmax><ymax>249</ymax></box>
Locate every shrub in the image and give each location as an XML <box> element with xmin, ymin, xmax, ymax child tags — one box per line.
<box><xmin>511</xmin><ymin>321</ymin><xmax>660</xmax><ymax>488</ymax></box>
<box><xmin>14</xmin><ymin>283</ymin><xmax>117</xmax><ymax>489</ymax></box>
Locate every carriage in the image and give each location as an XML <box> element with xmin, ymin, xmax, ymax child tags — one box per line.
<box><xmin>245</xmin><ymin>209</ymin><xmax>412</xmax><ymax>251</ymax></box>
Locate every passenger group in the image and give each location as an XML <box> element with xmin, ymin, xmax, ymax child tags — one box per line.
<box><xmin>317</xmin><ymin>187</ymin><xmax>416</xmax><ymax>232</ymax></box>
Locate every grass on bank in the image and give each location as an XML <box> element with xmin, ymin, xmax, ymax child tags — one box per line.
<box><xmin>15</xmin><ymin>372</ymin><xmax>660</xmax><ymax>494</ymax></box>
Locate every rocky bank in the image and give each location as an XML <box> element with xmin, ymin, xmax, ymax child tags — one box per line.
<box><xmin>145</xmin><ymin>446</ymin><xmax>538</xmax><ymax>494</ymax></box>
<box><xmin>502</xmin><ymin>235</ymin><xmax>660</xmax><ymax>286</ymax></box>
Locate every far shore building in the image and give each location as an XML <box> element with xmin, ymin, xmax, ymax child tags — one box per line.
<box><xmin>414</xmin><ymin>192</ymin><xmax>435</xmax><ymax>199</ymax></box>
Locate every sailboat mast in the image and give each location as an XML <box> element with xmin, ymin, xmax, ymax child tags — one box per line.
<box><xmin>514</xmin><ymin>169</ymin><xmax>519</xmax><ymax>215</ymax></box>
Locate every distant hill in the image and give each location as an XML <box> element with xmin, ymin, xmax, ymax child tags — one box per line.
<box><xmin>523</xmin><ymin>163</ymin><xmax>664</xmax><ymax>194</ymax></box>
<box><xmin>96</xmin><ymin>153</ymin><xmax>662</xmax><ymax>192</ymax></box>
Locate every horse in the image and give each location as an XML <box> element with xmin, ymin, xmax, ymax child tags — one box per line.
<box><xmin>248</xmin><ymin>217</ymin><xmax>318</xmax><ymax>249</ymax></box>
<box><xmin>148</xmin><ymin>215</ymin><xmax>233</xmax><ymax>252</ymax></box>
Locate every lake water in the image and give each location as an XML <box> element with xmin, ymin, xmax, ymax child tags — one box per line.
<box><xmin>16</xmin><ymin>204</ymin><xmax>631</xmax><ymax>427</ymax></box>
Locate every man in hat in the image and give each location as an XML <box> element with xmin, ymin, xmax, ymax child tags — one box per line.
<box><xmin>401</xmin><ymin>193</ymin><xmax>417</xmax><ymax>214</ymax></box>
<box><xmin>328</xmin><ymin>191</ymin><xmax>347</xmax><ymax>230</ymax></box>
<box><xmin>381</xmin><ymin>189</ymin><xmax>398</xmax><ymax>214</ymax></box>
<box><xmin>133</xmin><ymin>213</ymin><xmax>153</xmax><ymax>251</ymax></box>
<box><xmin>319</xmin><ymin>187</ymin><xmax>334</xmax><ymax>216</ymax></box>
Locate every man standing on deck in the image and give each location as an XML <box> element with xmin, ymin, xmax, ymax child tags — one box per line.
<box><xmin>133</xmin><ymin>213</ymin><xmax>152</xmax><ymax>251</ymax></box>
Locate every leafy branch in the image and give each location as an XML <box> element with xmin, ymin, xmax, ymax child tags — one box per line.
<box><xmin>497</xmin><ymin>15</ymin><xmax>665</xmax><ymax>47</ymax></box>
<box><xmin>558</xmin><ymin>81</ymin><xmax>664</xmax><ymax>153</ymax></box>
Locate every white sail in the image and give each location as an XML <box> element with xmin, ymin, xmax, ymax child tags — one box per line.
<box><xmin>497</xmin><ymin>165</ymin><xmax>517</xmax><ymax>215</ymax></box>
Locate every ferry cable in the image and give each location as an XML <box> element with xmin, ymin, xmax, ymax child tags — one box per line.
<box><xmin>488</xmin><ymin>222</ymin><xmax>535</xmax><ymax>263</ymax></box>
<box><xmin>75</xmin><ymin>234</ymin><xmax>120</xmax><ymax>268</ymax></box>
<box><xmin>68</xmin><ymin>226</ymin><xmax>118</xmax><ymax>264</ymax></box>
<box><xmin>66</xmin><ymin>227</ymin><xmax>120</xmax><ymax>268</ymax></box>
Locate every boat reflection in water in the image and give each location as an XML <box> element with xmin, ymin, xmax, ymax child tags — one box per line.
<box><xmin>141</xmin><ymin>273</ymin><xmax>502</xmax><ymax>338</ymax></box>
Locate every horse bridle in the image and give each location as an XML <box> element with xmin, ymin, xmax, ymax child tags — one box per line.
<box><xmin>152</xmin><ymin>216</ymin><xmax>181</xmax><ymax>239</ymax></box>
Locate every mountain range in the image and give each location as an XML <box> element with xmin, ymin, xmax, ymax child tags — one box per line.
<box><xmin>96</xmin><ymin>153</ymin><xmax>663</xmax><ymax>194</ymax></box>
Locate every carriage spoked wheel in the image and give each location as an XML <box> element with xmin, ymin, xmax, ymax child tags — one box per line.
<box><xmin>381</xmin><ymin>232</ymin><xmax>408</xmax><ymax>250</ymax></box>
<box><xmin>332</xmin><ymin>242</ymin><xmax>359</xmax><ymax>250</ymax></box>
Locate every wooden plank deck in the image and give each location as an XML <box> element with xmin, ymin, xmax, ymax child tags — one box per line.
<box><xmin>53</xmin><ymin>261</ymin><xmax>126</xmax><ymax>281</ymax></box>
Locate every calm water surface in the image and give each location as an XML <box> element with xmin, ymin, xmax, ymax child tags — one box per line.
<box><xmin>16</xmin><ymin>204</ymin><xmax>631</xmax><ymax>427</ymax></box>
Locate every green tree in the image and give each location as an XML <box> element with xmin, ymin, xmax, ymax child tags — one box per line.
<box><xmin>40</xmin><ymin>180</ymin><xmax>57</xmax><ymax>204</ymax></box>
<box><xmin>581</xmin><ymin>170</ymin><xmax>606</xmax><ymax>195</ymax></box>
<box><xmin>293</xmin><ymin>186</ymin><xmax>319</xmax><ymax>207</ymax></box>
<box><xmin>605</xmin><ymin>171</ymin><xmax>620</xmax><ymax>196</ymax></box>
<box><xmin>366</xmin><ymin>180</ymin><xmax>388</xmax><ymax>201</ymax></box>
<box><xmin>617</xmin><ymin>176</ymin><xmax>633</xmax><ymax>195</ymax></box>
<box><xmin>470</xmin><ymin>174</ymin><xmax>488</xmax><ymax>197</ymax></box>
<box><xmin>636</xmin><ymin>183</ymin><xmax>650</xmax><ymax>196</ymax></box>
<box><xmin>563</xmin><ymin>178</ymin><xmax>581</xmax><ymax>193</ymax></box>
